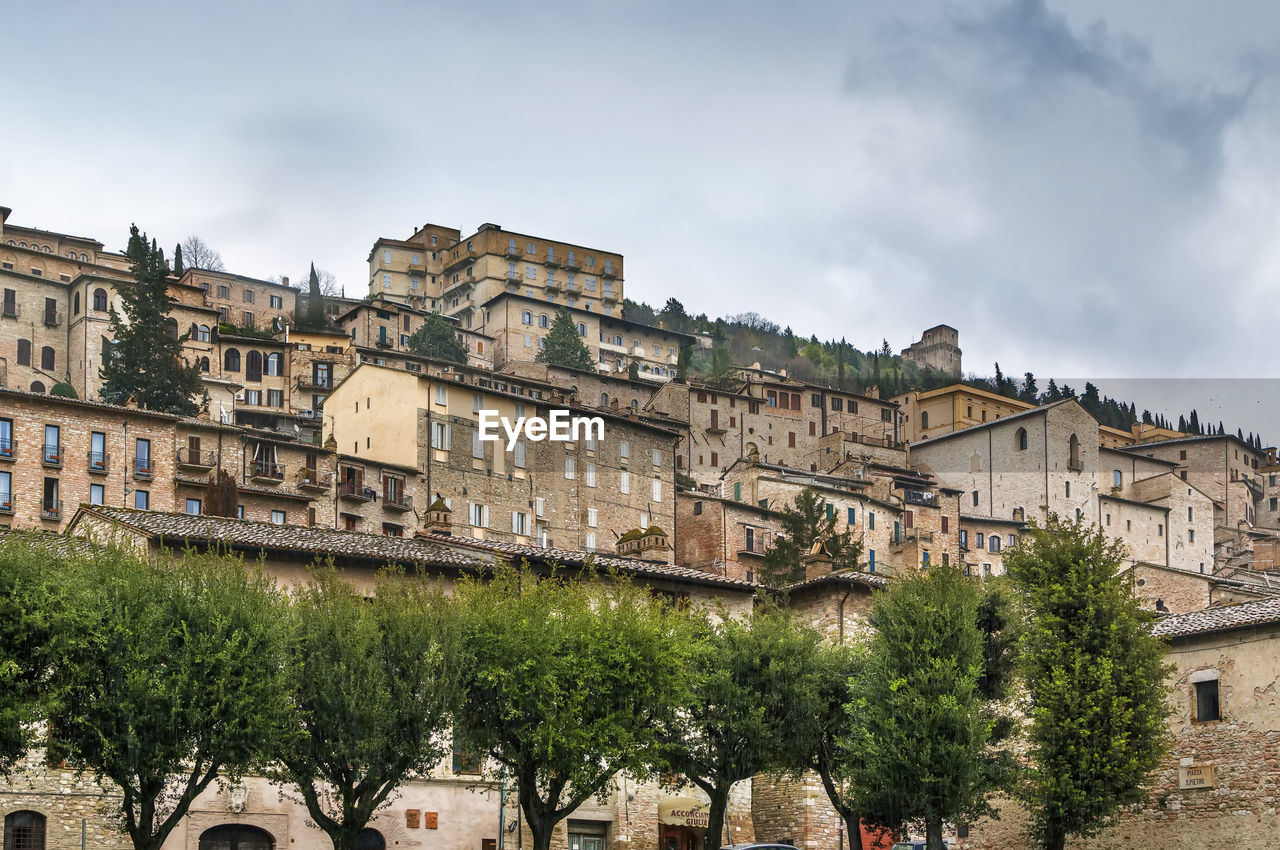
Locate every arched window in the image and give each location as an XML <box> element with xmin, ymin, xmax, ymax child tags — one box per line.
<box><xmin>1068</xmin><ymin>433</ymin><xmax>1080</xmax><ymax>469</ymax></box>
<box><xmin>198</xmin><ymin>824</ymin><xmax>273</xmax><ymax>850</ymax></box>
<box><xmin>4</xmin><ymin>810</ymin><xmax>46</xmax><ymax>850</ymax></box>
<box><xmin>67</xmin><ymin>250</ymin><xmax>76</xmax><ymax>258</ymax></box>
<box><xmin>990</xmin><ymin>535</ymin><xmax>1001</xmax><ymax>553</ymax></box>
<box><xmin>920</xmin><ymin>411</ymin><xmax>929</xmax><ymax>430</ymax></box>
<box><xmin>577</xmin><ymin>323</ymin><xmax>587</xmax><ymax>337</ymax></box>
<box><xmin>224</xmin><ymin>348</ymin><xmax>241</xmax><ymax>372</ymax></box>
<box><xmin>355</xmin><ymin>828</ymin><xmax>386</xmax><ymax>850</ymax></box>
<box><xmin>539</xmin><ymin>314</ymin><xmax>549</xmax><ymax>328</ymax></box>
<box><xmin>190</xmin><ymin>323</ymin><xmax>199</xmax><ymax>340</ymax></box>
<box><xmin>40</xmin><ymin>346</ymin><xmax>55</xmax><ymax>370</ymax></box>
<box><xmin>198</xmin><ymin>325</ymin><xmax>211</xmax><ymax>342</ymax></box>
<box><xmin>1015</xmin><ymin>427</ymin><xmax>1028</xmax><ymax>451</ymax></box>
<box><xmin>29</xmin><ymin>381</ymin><xmax>45</xmax><ymax>394</ymax></box>
<box><xmin>600</xmin><ymin>392</ymin><xmax>609</xmax><ymax>407</ymax></box>
<box><xmin>265</xmin><ymin>352</ymin><xmax>282</xmax><ymax>376</ymax></box>
<box><xmin>93</xmin><ymin>288</ymin><xmax>108</xmax><ymax>310</ymax></box>
<box><xmin>522</xmin><ymin>311</ymin><xmax>532</xmax><ymax>325</ymax></box>
<box><xmin>17</xmin><ymin>339</ymin><xmax>31</xmax><ymax>366</ymax></box>
<box><xmin>245</xmin><ymin>350</ymin><xmax>263</xmax><ymax>382</ymax></box>
<box><xmin>73</xmin><ymin>291</ymin><xmax>81</xmax><ymax>314</ymax></box>
<box><xmin>165</xmin><ymin>318</ymin><xmax>179</xmax><ymax>338</ymax></box>
<box><xmin>200</xmin><ymin>356</ymin><xmax>210</xmax><ymax>372</ymax></box>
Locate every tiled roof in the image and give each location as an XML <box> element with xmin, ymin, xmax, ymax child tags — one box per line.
<box><xmin>75</xmin><ymin>506</ymin><xmax>481</xmax><ymax>569</ymax></box>
<box><xmin>0</xmin><ymin>528</ymin><xmax>97</xmax><ymax>558</ymax></box>
<box><xmin>787</xmin><ymin>569</ymin><xmax>890</xmax><ymax>593</ymax></box>
<box><xmin>1152</xmin><ymin>597</ymin><xmax>1280</xmax><ymax>639</ymax></box>
<box><xmin>173</xmin><ymin>475</ymin><xmax>315</xmax><ymax>501</ymax></box>
<box><xmin>417</xmin><ymin>531</ymin><xmax>758</xmax><ymax>590</ymax></box>
<box><xmin>0</xmin><ymin>386</ymin><xmax>180</xmax><ymax>421</ymax></box>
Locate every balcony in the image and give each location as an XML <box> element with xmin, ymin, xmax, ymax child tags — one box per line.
<box><xmin>43</xmin><ymin>310</ymin><xmax>64</xmax><ymax>328</ymax></box>
<box><xmin>383</xmin><ymin>492</ymin><xmax>414</xmax><ymax>512</ymax></box>
<box><xmin>132</xmin><ymin>458</ymin><xmax>154</xmax><ymax>480</ymax></box>
<box><xmin>406</xmin><ymin>263</ymin><xmax>426</xmax><ymax>274</ymax></box>
<box><xmin>375</xmin><ymin>338</ymin><xmax>393</xmax><ymax>349</ymax></box>
<box><xmin>601</xmin><ymin>290</ymin><xmax>620</xmax><ymax>302</ymax></box>
<box><xmin>296</xmin><ymin>468</ymin><xmax>333</xmax><ymax>492</ymax></box>
<box><xmin>599</xmin><ymin>340</ymin><xmax>628</xmax><ymax>355</ymax></box>
<box><xmin>544</xmin><ymin>252</ymin><xmax>562</xmax><ymax>267</ymax></box>
<box><xmin>296</xmin><ymin>376</ymin><xmax>334</xmax><ymax>393</ymax></box>
<box><xmin>339</xmin><ymin>479</ymin><xmax>377</xmax><ymax>502</ymax></box>
<box><xmin>504</xmin><ymin>245</ymin><xmax>523</xmax><ymax>259</ymax></box>
<box><xmin>1</xmin><ymin>303</ymin><xmax>18</xmax><ymax>319</ymax></box>
<box><xmin>543</xmin><ymin>277</ymin><xmax>561</xmax><ymax>292</ymax></box>
<box><xmin>87</xmin><ymin>451</ymin><xmax>110</xmax><ymax>474</ymax></box>
<box><xmin>40</xmin><ymin>500</ymin><xmax>63</xmax><ymax>522</ymax></box>
<box><xmin>42</xmin><ymin>445</ymin><xmax>63</xmax><ymax>468</ymax></box>
<box><xmin>0</xmin><ymin>439</ymin><xmax>14</xmax><ymax>461</ymax></box>
<box><xmin>564</xmin><ymin>255</ymin><xmax>581</xmax><ymax>270</ymax></box>
<box><xmin>0</xmin><ymin>495</ymin><xmax>11</xmax><ymax>515</ymax></box>
<box><xmin>443</xmin><ymin>248</ymin><xmax>478</xmax><ymax>273</ymax></box>
<box><xmin>902</xmin><ymin>489</ymin><xmax>938</xmax><ymax>507</ymax></box>
<box><xmin>177</xmin><ymin>447</ymin><xmax>216</xmax><ymax>471</ymax></box>
<box><xmin>631</xmin><ymin>346</ymin><xmax>646</xmax><ymax>356</ymax></box>
<box><xmin>250</xmin><ymin>461</ymin><xmax>285</xmax><ymax>484</ymax></box>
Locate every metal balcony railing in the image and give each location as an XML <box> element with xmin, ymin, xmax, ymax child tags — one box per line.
<box><xmin>133</xmin><ymin>457</ymin><xmax>154</xmax><ymax>479</ymax></box>
<box><xmin>177</xmin><ymin>447</ymin><xmax>216</xmax><ymax>468</ymax></box>
<box><xmin>42</xmin><ymin>444</ymin><xmax>62</xmax><ymax>467</ymax></box>
<box><xmin>87</xmin><ymin>450</ymin><xmax>110</xmax><ymax>473</ymax></box>
<box><xmin>41</xmin><ymin>500</ymin><xmax>63</xmax><ymax>521</ymax></box>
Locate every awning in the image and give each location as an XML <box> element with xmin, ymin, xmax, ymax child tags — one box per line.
<box><xmin>658</xmin><ymin>797</ymin><xmax>709</xmax><ymax>829</ymax></box>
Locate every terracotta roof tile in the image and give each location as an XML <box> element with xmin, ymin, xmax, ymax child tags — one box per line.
<box><xmin>1152</xmin><ymin>597</ymin><xmax>1280</xmax><ymax>639</ymax></box>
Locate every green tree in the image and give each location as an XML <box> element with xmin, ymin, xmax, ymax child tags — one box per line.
<box><xmin>1020</xmin><ymin>372</ymin><xmax>1038</xmax><ymax>403</ymax></box>
<box><xmin>100</xmin><ymin>225</ymin><xmax>203</xmax><ymax>415</ymax></box>
<box><xmin>628</xmin><ymin>360</ymin><xmax>640</xmax><ymax>381</ymax></box>
<box><xmin>1004</xmin><ymin>518</ymin><xmax>1172</xmax><ymax>850</ymax></box>
<box><xmin>269</xmin><ymin>570</ymin><xmax>460</xmax><ymax>850</ymax></box>
<box><xmin>0</xmin><ymin>535</ymin><xmax>72</xmax><ymax>774</ymax></box>
<box><xmin>44</xmin><ymin>549</ymin><xmax>289</xmax><ymax>850</ymax></box>
<box><xmin>805</xmin><ymin>641</ymin><xmax>872</xmax><ymax>850</ymax></box>
<box><xmin>171</xmin><ymin>244</ymin><xmax>184</xmax><ymax>276</ymax></box>
<box><xmin>846</xmin><ymin>566</ymin><xmax>992</xmax><ymax>850</ymax></box>
<box><xmin>761</xmin><ymin>488</ymin><xmax>864</xmax><ymax>588</ymax></box>
<box><xmin>406</xmin><ymin>311</ymin><xmax>468</xmax><ymax>363</ymax></box>
<box><xmin>536</xmin><ymin>307</ymin><xmax>593</xmax><ymax>370</ymax></box>
<box><xmin>661</xmin><ymin>605</ymin><xmax>825</xmax><ymax>850</ymax></box>
<box><xmin>704</xmin><ymin>346</ymin><xmax>740</xmax><ymax>390</ymax></box>
<box><xmin>454</xmin><ymin>564</ymin><xmax>694</xmax><ymax>850</ymax></box>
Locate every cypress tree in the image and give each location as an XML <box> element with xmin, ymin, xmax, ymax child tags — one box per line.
<box><xmin>99</xmin><ymin>224</ymin><xmax>203</xmax><ymax>415</ymax></box>
<box><xmin>172</xmin><ymin>244</ymin><xmax>184</xmax><ymax>276</ymax></box>
<box><xmin>306</xmin><ymin>263</ymin><xmax>326</xmax><ymax>329</ymax></box>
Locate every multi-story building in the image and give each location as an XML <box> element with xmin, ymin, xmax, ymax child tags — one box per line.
<box><xmin>335</xmin><ymin>295</ymin><xmax>494</xmax><ymax>371</ymax></box>
<box><xmin>181</xmin><ymin>268</ymin><xmax>296</xmax><ymax>332</ymax></box>
<box><xmin>0</xmin><ymin>388</ymin><xmax>336</xmax><ymax>532</ymax></box>
<box><xmin>649</xmin><ymin>373</ymin><xmax>902</xmax><ymax>487</ymax></box>
<box><xmin>675</xmin><ymin>491</ymin><xmax>784</xmax><ymax>583</ymax></box>
<box><xmin>368</xmin><ymin>221</ymin><xmax>624</xmax><ymax>318</ymax></box>
<box><xmin>325</xmin><ymin>363</ymin><xmax>680</xmax><ymax>556</ymax></box>
<box><xmin>910</xmin><ymin>400</ymin><xmax>1216</xmax><ymax>574</ymax></box>
<box><xmin>894</xmin><ymin>384</ymin><xmax>1034</xmax><ymax>443</ymax></box>
<box><xmin>719</xmin><ymin>459</ymin><xmax>962</xmax><ymax>576</ymax></box>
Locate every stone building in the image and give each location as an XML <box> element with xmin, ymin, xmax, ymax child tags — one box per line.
<box><xmin>647</xmin><ymin>374</ymin><xmax>902</xmax><ymax>488</ymax></box>
<box><xmin>718</xmin><ymin>459</ymin><xmax>962</xmax><ymax>576</ymax></box>
<box><xmin>334</xmin><ymin>294</ymin><xmax>494</xmax><ymax>370</ymax></box>
<box><xmin>674</xmin><ymin>490</ymin><xmax>785</xmax><ymax>583</ymax></box>
<box><xmin>894</xmin><ymin>383</ymin><xmax>1033</xmax><ymax>444</ymax></box>
<box><xmin>963</xmin><ymin>597</ymin><xmax>1280</xmax><ymax>849</ymax></box>
<box><xmin>900</xmin><ymin>324</ymin><xmax>961</xmax><ymax>379</ymax></box>
<box><xmin>325</xmin><ymin>362</ymin><xmax>680</xmax><ymax>557</ymax></box>
<box><xmin>910</xmin><ymin>400</ymin><xmax>1216</xmax><ymax>574</ymax></box>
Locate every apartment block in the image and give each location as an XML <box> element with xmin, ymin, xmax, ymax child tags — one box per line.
<box><xmin>326</xmin><ymin>363</ymin><xmax>679</xmax><ymax>557</ymax></box>
<box><xmin>675</xmin><ymin>491</ymin><xmax>784</xmax><ymax>583</ymax></box>
<box><xmin>335</xmin><ymin>295</ymin><xmax>494</xmax><ymax>370</ymax></box>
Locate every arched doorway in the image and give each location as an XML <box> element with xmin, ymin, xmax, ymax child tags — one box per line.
<box><xmin>4</xmin><ymin>811</ymin><xmax>46</xmax><ymax>850</ymax></box>
<box><xmin>198</xmin><ymin>824</ymin><xmax>274</xmax><ymax>850</ymax></box>
<box><xmin>355</xmin><ymin>828</ymin><xmax>385</xmax><ymax>850</ymax></box>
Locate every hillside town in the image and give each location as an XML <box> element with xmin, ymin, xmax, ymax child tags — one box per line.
<box><xmin>3</xmin><ymin>203</ymin><xmax>1280</xmax><ymax>850</ymax></box>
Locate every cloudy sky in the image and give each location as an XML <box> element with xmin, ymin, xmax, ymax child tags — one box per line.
<box><xmin>4</xmin><ymin>1</ymin><xmax>1279</xmax><ymax>429</ymax></box>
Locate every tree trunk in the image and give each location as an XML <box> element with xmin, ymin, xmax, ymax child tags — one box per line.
<box><xmin>1044</xmin><ymin>826</ymin><xmax>1066</xmax><ymax>850</ymax></box>
<box><xmin>326</xmin><ymin>826</ymin><xmax>360</xmax><ymax>850</ymax></box>
<box><xmin>925</xmin><ymin>819</ymin><xmax>945</xmax><ymax>850</ymax></box>
<box><xmin>702</xmin><ymin>786</ymin><xmax>732</xmax><ymax>850</ymax></box>
<box><xmin>842</xmin><ymin>814</ymin><xmax>864</xmax><ymax>850</ymax></box>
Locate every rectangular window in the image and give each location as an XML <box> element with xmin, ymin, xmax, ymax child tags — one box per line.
<box><xmin>620</xmin><ymin>441</ymin><xmax>630</xmax><ymax>459</ymax></box>
<box><xmin>512</xmin><ymin>511</ymin><xmax>528</xmax><ymax>536</ymax></box>
<box><xmin>652</xmin><ymin>449</ymin><xmax>662</xmax><ymax>466</ymax></box>
<box><xmin>959</xmin><ymin>529</ymin><xmax>968</xmax><ymax>547</ymax></box>
<box><xmin>270</xmin><ymin>294</ymin><xmax>283</xmax><ymax>309</ymax></box>
<box><xmin>869</xmin><ymin>511</ymin><xmax>875</xmax><ymax>530</ymax></box>
<box><xmin>847</xmin><ymin>507</ymin><xmax>856</xmax><ymax>525</ymax></box>
<box><xmin>942</xmin><ymin>516</ymin><xmax>949</xmax><ymax>533</ymax></box>
<box><xmin>0</xmin><ymin>471</ymin><xmax>10</xmax><ymax>509</ymax></box>
<box><xmin>1195</xmin><ymin>679</ymin><xmax>1220</xmax><ymax>722</ymax></box>
<box><xmin>588</xmin><ymin>507</ymin><xmax>598</xmax><ymax>527</ymax></box>
<box><xmin>217</xmin><ymin>285</ymin><xmax>229</xmax><ymax>299</ymax></box>
<box><xmin>472</xmin><ymin>430</ymin><xmax>485</xmax><ymax>459</ymax></box>
<box><xmin>513</xmin><ymin>440</ymin><xmax>526</xmax><ymax>469</ymax></box>
<box><xmin>733</xmin><ymin>482</ymin><xmax>741</xmax><ymax>501</ymax></box>
<box><xmin>0</xmin><ymin>418</ymin><xmax>11</xmax><ymax>457</ymax></box>
<box><xmin>468</xmin><ymin>502</ymin><xmax>490</xmax><ymax>528</ymax></box>
<box><xmin>134</xmin><ymin>489</ymin><xmax>149</xmax><ymax>509</ymax></box>
<box><xmin>972</xmin><ymin>491</ymin><xmax>980</xmax><ymax>507</ymax></box>
<box><xmin>89</xmin><ymin>482</ymin><xmax>104</xmax><ymax>505</ymax></box>
<box><xmin>44</xmin><ymin>424</ymin><xmax>61</xmax><ymax>464</ymax></box>
<box><xmin>431</xmin><ymin>422</ymin><xmax>450</xmax><ymax>450</ymax></box>
<box><xmin>565</xmin><ymin>456</ymin><xmax>576</xmax><ymax>479</ymax></box>
<box><xmin>652</xmin><ymin>480</ymin><xmax>662</xmax><ymax>502</ymax></box>
<box><xmin>186</xmin><ymin>498</ymin><xmax>202</xmax><ymax>515</ymax></box>
<box><xmin>267</xmin><ymin>389</ymin><xmax>283</xmax><ymax>407</ymax></box>
<box><xmin>620</xmin><ymin>471</ymin><xmax>630</xmax><ymax>494</ymax></box>
<box><xmin>585</xmin><ymin>532</ymin><xmax>597</xmax><ymax>551</ymax></box>
<box><xmin>435</xmin><ymin>385</ymin><xmax>447</xmax><ymax>405</ymax></box>
<box><xmin>535</xmin><ymin>497</ymin><xmax>545</xmax><ymax>516</ymax></box>
<box><xmin>976</xmin><ymin>533</ymin><xmax>985</xmax><ymax>548</ymax></box>
<box><xmin>586</xmin><ymin>463</ymin><xmax>596</xmax><ymax>487</ymax></box>
<box><xmin>868</xmin><ymin>549</ymin><xmax>876</xmax><ymax>571</ymax></box>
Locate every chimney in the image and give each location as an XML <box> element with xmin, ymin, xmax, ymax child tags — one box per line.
<box><xmin>418</xmin><ymin>497</ymin><xmax>453</xmax><ymax>536</ymax></box>
<box><xmin>616</xmin><ymin>526</ymin><xmax>669</xmax><ymax>559</ymax></box>
<box><xmin>804</xmin><ymin>539</ymin><xmax>835</xmax><ymax>582</ymax></box>
<box><xmin>282</xmin><ymin>276</ymin><xmax>289</xmax><ymax>287</ymax></box>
